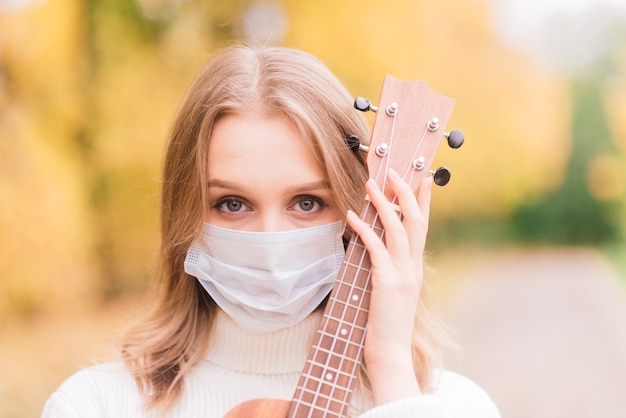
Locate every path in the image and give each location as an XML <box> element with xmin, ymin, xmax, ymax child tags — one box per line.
<box><xmin>440</xmin><ymin>247</ymin><xmax>626</xmax><ymax>418</ymax></box>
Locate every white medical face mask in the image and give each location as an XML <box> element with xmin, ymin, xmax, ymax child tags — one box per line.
<box><xmin>184</xmin><ymin>221</ymin><xmax>345</xmax><ymax>333</ymax></box>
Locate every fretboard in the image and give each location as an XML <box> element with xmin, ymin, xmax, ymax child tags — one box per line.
<box><xmin>288</xmin><ymin>202</ymin><xmax>383</xmax><ymax>418</ymax></box>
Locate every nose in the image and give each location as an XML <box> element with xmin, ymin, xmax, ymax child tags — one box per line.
<box><xmin>256</xmin><ymin>211</ymin><xmax>292</xmax><ymax>233</ymax></box>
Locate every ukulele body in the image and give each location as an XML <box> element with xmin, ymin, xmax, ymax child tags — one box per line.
<box><xmin>224</xmin><ymin>398</ymin><xmax>289</xmax><ymax>418</ymax></box>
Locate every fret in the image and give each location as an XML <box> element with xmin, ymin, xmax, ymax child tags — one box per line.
<box><xmin>299</xmin><ymin>389</ymin><xmax>315</xmax><ymax>404</ymax></box>
<box><xmin>295</xmin><ymin>379</ymin><xmax>352</xmax><ymax>416</ymax></box>
<box><xmin>302</xmin><ymin>364</ymin><xmax>342</xmax><ymax>394</ymax></box>
<box><xmin>292</xmin><ymin>242</ymin><xmax>372</xmax><ymax>417</ymax></box>
<box><xmin>310</xmin><ymin>338</ymin><xmax>362</xmax><ymax>369</ymax></box>
<box><xmin>317</xmin><ymin>318</ymin><xmax>367</xmax><ymax>356</ymax></box>
<box><xmin>334</xmin><ymin>284</ymin><xmax>369</xmax><ymax>303</ymax></box>
<box><xmin>370</xmin><ymin>223</ymin><xmax>385</xmax><ymax>235</ymax></box>
<box><xmin>333</xmin><ymin>304</ymin><xmax>364</xmax><ymax>326</ymax></box>
<box><xmin>331</xmin><ymin>280</ymin><xmax>370</xmax><ymax>302</ymax></box>
<box><xmin>318</xmin><ymin>328</ymin><xmax>366</xmax><ymax>346</ymax></box>
<box><xmin>298</xmin><ymin>365</ymin><xmax>353</xmax><ymax>407</ymax></box>
<box><xmin>332</xmin><ymin>281</ymin><xmax>371</xmax><ymax>301</ymax></box>
<box><xmin>342</xmin><ymin>256</ymin><xmax>370</xmax><ymax>273</ymax></box>
<box><xmin>300</xmin><ymin>383</ymin><xmax>351</xmax><ymax>408</ymax></box>
<box><xmin>323</xmin><ymin>314</ymin><xmax>340</xmax><ymax>334</ymax></box>
<box><xmin>322</xmin><ymin>316</ymin><xmax>368</xmax><ymax>336</ymax></box>
<box><xmin>344</xmin><ymin>260</ymin><xmax>371</xmax><ymax>272</ymax></box>
<box><xmin>313</xmin><ymin>337</ymin><xmax>360</xmax><ymax>370</ymax></box>
<box><xmin>294</xmin><ymin>393</ymin><xmax>348</xmax><ymax>417</ymax></box>
<box><xmin>309</xmin><ymin>355</ymin><xmax>359</xmax><ymax>390</ymax></box>
<box><xmin>303</xmin><ymin>359</ymin><xmax>356</xmax><ymax>382</ymax></box>
<box><xmin>327</xmin><ymin>293</ymin><xmax>371</xmax><ymax>319</ymax></box>
<box><xmin>296</xmin><ymin>394</ymin><xmax>341</xmax><ymax>407</ymax></box>
<box><xmin>324</xmin><ymin>314</ymin><xmax>367</xmax><ymax>346</ymax></box>
<box><xmin>360</xmin><ymin>204</ymin><xmax>384</xmax><ymax>229</ymax></box>
<box><xmin>318</xmin><ymin>334</ymin><xmax>347</xmax><ymax>360</ymax></box>
<box><xmin>347</xmin><ymin>240</ymin><xmax>367</xmax><ymax>251</ymax></box>
<box><xmin>327</xmin><ymin>301</ymin><xmax>369</xmax><ymax>326</ymax></box>
<box><xmin>309</xmin><ymin>333</ymin><xmax>364</xmax><ymax>362</ymax></box>
<box><xmin>303</xmin><ymin>374</ymin><xmax>320</xmax><ymax>393</ymax></box>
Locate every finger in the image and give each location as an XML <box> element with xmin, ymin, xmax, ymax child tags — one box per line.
<box><xmin>387</xmin><ymin>169</ymin><xmax>421</xmax><ymax>221</ymax></box>
<box><xmin>415</xmin><ymin>175</ymin><xmax>432</xmax><ymax>225</ymax></box>
<box><xmin>364</xmin><ymin>178</ymin><xmax>410</xmax><ymax>259</ymax></box>
<box><xmin>387</xmin><ymin>169</ymin><xmax>431</xmax><ymax>258</ymax></box>
<box><xmin>346</xmin><ymin>209</ymin><xmax>392</xmax><ymax>269</ymax></box>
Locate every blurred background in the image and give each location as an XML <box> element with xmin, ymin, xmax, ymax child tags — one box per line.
<box><xmin>1</xmin><ymin>0</ymin><xmax>625</xmax><ymax>417</ymax></box>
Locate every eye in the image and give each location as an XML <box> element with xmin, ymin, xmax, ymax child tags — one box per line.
<box><xmin>292</xmin><ymin>196</ymin><xmax>326</xmax><ymax>213</ymax></box>
<box><xmin>213</xmin><ymin>197</ymin><xmax>251</xmax><ymax>213</ymax></box>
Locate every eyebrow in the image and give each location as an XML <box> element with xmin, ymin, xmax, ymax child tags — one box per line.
<box><xmin>207</xmin><ymin>179</ymin><xmax>331</xmax><ymax>193</ymax></box>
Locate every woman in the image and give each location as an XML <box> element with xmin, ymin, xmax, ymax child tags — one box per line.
<box><xmin>43</xmin><ymin>44</ymin><xmax>500</xmax><ymax>417</ymax></box>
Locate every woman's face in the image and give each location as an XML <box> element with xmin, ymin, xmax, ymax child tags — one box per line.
<box><xmin>206</xmin><ymin>113</ymin><xmax>341</xmax><ymax>232</ymax></box>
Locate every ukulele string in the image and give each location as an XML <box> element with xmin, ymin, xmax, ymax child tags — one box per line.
<box><xmin>317</xmin><ymin>109</ymin><xmax>403</xmax><ymax>411</ymax></box>
<box><xmin>400</xmin><ymin>126</ymin><xmax>429</xmax><ymax>199</ymax></box>
<box><xmin>319</xmin><ymin>106</ymin><xmax>402</xmax><ymax>412</ymax></box>
<box><xmin>310</xmin><ymin>110</ymin><xmax>402</xmax><ymax>412</ymax></box>
<box><xmin>329</xmin><ymin>208</ymin><xmax>374</xmax><ymax>412</ymax></box>
<box><xmin>371</xmin><ymin>107</ymin><xmax>403</xmax><ymax>246</ymax></box>
<box><xmin>295</xmin><ymin>207</ymin><xmax>374</xmax><ymax>415</ymax></box>
<box><xmin>376</xmin><ymin>123</ymin><xmax>428</xmax><ymax>269</ymax></box>
<box><xmin>296</xmin><ymin>105</ymin><xmax>419</xmax><ymax>415</ymax></box>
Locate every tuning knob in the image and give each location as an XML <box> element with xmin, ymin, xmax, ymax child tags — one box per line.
<box><xmin>354</xmin><ymin>97</ymin><xmax>378</xmax><ymax>113</ymax></box>
<box><xmin>345</xmin><ymin>134</ymin><xmax>370</xmax><ymax>153</ymax></box>
<box><xmin>444</xmin><ymin>130</ymin><xmax>464</xmax><ymax>149</ymax></box>
<box><xmin>431</xmin><ymin>167</ymin><xmax>451</xmax><ymax>186</ymax></box>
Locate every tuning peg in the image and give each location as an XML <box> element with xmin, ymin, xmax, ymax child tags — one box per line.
<box><xmin>444</xmin><ymin>129</ymin><xmax>464</xmax><ymax>149</ymax></box>
<box><xmin>354</xmin><ymin>97</ymin><xmax>378</xmax><ymax>113</ymax></box>
<box><xmin>431</xmin><ymin>167</ymin><xmax>451</xmax><ymax>186</ymax></box>
<box><xmin>345</xmin><ymin>134</ymin><xmax>369</xmax><ymax>153</ymax></box>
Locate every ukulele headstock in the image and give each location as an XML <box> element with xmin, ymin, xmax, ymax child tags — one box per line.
<box><xmin>354</xmin><ymin>75</ymin><xmax>464</xmax><ymax>198</ymax></box>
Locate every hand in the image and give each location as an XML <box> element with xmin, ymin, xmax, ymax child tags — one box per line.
<box><xmin>345</xmin><ymin>168</ymin><xmax>432</xmax><ymax>405</ymax></box>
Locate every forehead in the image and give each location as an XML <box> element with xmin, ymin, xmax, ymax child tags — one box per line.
<box><xmin>207</xmin><ymin>113</ymin><xmax>327</xmax><ymax>186</ymax></box>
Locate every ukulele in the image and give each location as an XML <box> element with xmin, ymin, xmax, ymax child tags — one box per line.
<box><xmin>225</xmin><ymin>75</ymin><xmax>464</xmax><ymax>418</ymax></box>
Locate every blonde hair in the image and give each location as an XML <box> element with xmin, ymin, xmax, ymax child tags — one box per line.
<box><xmin>121</xmin><ymin>43</ymin><xmax>448</xmax><ymax>412</ymax></box>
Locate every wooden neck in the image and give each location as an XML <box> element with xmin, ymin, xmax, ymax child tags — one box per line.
<box><xmin>288</xmin><ymin>202</ymin><xmax>382</xmax><ymax>417</ymax></box>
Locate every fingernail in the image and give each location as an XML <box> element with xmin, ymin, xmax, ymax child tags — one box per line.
<box><xmin>388</xmin><ymin>168</ymin><xmax>400</xmax><ymax>179</ymax></box>
<box><xmin>367</xmin><ymin>178</ymin><xmax>380</xmax><ymax>191</ymax></box>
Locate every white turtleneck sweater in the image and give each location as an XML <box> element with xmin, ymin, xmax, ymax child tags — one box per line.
<box><xmin>42</xmin><ymin>310</ymin><xmax>500</xmax><ymax>417</ymax></box>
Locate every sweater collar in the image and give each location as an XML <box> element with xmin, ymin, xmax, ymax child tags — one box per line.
<box><xmin>205</xmin><ymin>308</ymin><xmax>323</xmax><ymax>374</ymax></box>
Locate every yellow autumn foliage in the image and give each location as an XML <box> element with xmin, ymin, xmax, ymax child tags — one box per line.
<box><xmin>0</xmin><ymin>0</ymin><xmax>623</xmax><ymax>321</ymax></box>
<box><xmin>285</xmin><ymin>0</ymin><xmax>571</xmax><ymax>219</ymax></box>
